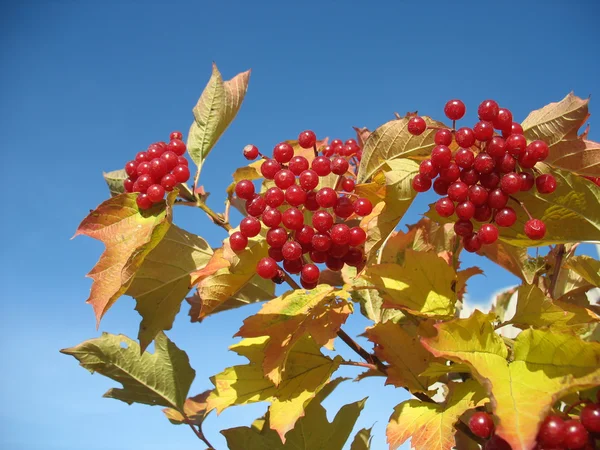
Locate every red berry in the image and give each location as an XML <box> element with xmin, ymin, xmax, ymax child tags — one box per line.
<box><xmin>243</xmin><ymin>144</ymin><xmax>260</xmax><ymax>160</ymax></box>
<box><xmin>298</xmin><ymin>130</ymin><xmax>317</xmax><ymax>149</ymax></box>
<box><xmin>480</xmin><ymin>172</ymin><xmax>501</xmax><ymax>190</ymax></box>
<box><xmin>335</xmin><ymin>197</ymin><xmax>355</xmax><ymax>219</ymax></box>
<box><xmin>520</xmin><ymin>172</ymin><xmax>535</xmax><ymax>191</ymax></box>
<box><xmin>329</xmin><ymin>243</ymin><xmax>349</xmax><ymax>259</ymax></box>
<box><xmin>488</xmin><ymin>189</ymin><xmax>509</xmax><ymax>209</ymax></box>
<box><xmin>486</xmin><ymin>136</ymin><xmax>507</xmax><ymax>158</ymax></box>
<box><xmin>173</xmin><ymin>165</ymin><xmax>190</xmax><ymax>183</ymax></box>
<box><xmin>474</xmin><ymin>153</ymin><xmax>495</xmax><ymax>175</ymax></box>
<box><xmin>274</xmin><ymin>169</ymin><xmax>296</xmax><ymax>189</ymax></box>
<box><xmin>322</xmin><ymin>145</ymin><xmax>335</xmax><ymax>157</ymax></box>
<box><xmin>344</xmin><ymin>247</ymin><xmax>365</xmax><ymax>267</ymax></box>
<box><xmin>497</xmin><ymin>153</ymin><xmax>517</xmax><ymax>173</ymax></box>
<box><xmin>463</xmin><ymin>233</ymin><xmax>482</xmax><ymax>252</ymax></box>
<box><xmin>455</xmin><ymin>148</ymin><xmax>475</xmax><ymax>169</ymax></box>
<box><xmin>448</xmin><ymin>181</ymin><xmax>469</xmax><ymax>202</ymax></box>
<box><xmin>301</xmin><ymin>263</ymin><xmax>320</xmax><ymax>284</ymax></box>
<box><xmin>408</xmin><ymin>116</ymin><xmax>427</xmax><ymax>135</ymax></box>
<box><xmin>537</xmin><ymin>415</ymin><xmax>566</xmax><ymax>448</ymax></box>
<box><xmin>134</xmin><ymin>174</ymin><xmax>154</xmax><ymax>193</ymax></box>
<box><xmin>439</xmin><ymin>162</ymin><xmax>461</xmax><ymax>182</ymax></box>
<box><xmin>431</xmin><ymin>145</ymin><xmax>452</xmax><ymax>168</ymax></box>
<box><xmin>433</xmin><ymin>178</ymin><xmax>451</xmax><ymax>195</ymax></box>
<box><xmin>484</xmin><ymin>435</ymin><xmax>511</xmax><ymax>450</ymax></box>
<box><xmin>265</xmin><ymin>187</ymin><xmax>285</xmax><ymax>208</ymax></box>
<box><xmin>273</xmin><ymin>142</ymin><xmax>295</xmax><ymax>163</ymax></box>
<box><xmin>135</xmin><ymin>151</ymin><xmax>149</xmax><ymax>163</ymax></box>
<box><xmin>474</xmin><ymin>121</ymin><xmax>495</xmax><ymax>142</ymax></box>
<box><xmin>240</xmin><ymin>216</ymin><xmax>261</xmax><ymax>237</ymax></box>
<box><xmin>435</xmin><ymin>197</ymin><xmax>455</xmax><ymax>217</ymax></box>
<box><xmin>454</xmin><ymin>220</ymin><xmax>474</xmax><ymax>237</ymax></box>
<box><xmin>419</xmin><ymin>159</ymin><xmax>439</xmax><ymax>178</ymax></box>
<box><xmin>474</xmin><ymin>204</ymin><xmax>493</xmax><ymax>222</ymax></box>
<box><xmin>295</xmin><ymin>225</ymin><xmax>315</xmax><ymax>245</ymax></box>
<box><xmin>506</xmin><ymin>134</ymin><xmax>527</xmax><ymax>156</ymax></box>
<box><xmin>468</xmin><ymin>412</ymin><xmax>494</xmax><ymax>439</ymax></box>
<box><xmin>262</xmin><ymin>207</ymin><xmax>282</xmax><ymax>228</ymax></box>
<box><xmin>495</xmin><ymin>207</ymin><xmax>517</xmax><ymax>227</ymax></box>
<box><xmin>444</xmin><ymin>99</ymin><xmax>466</xmax><ymax>121</ymax></box>
<box><xmin>282</xmin><ymin>207</ymin><xmax>304</xmax><ymax>230</ymax></box>
<box><xmin>266</xmin><ymin>227</ymin><xmax>288</xmax><ymax>248</ymax></box>
<box><xmin>563</xmin><ymin>420</ymin><xmax>589</xmax><ymax>450</ymax></box>
<box><xmin>167</xmin><ymin>139</ymin><xmax>186</xmax><ymax>156</ymax></box>
<box><xmin>524</xmin><ymin>219</ymin><xmax>546</xmax><ymax>240</ymax></box>
<box><xmin>330</xmin><ymin>139</ymin><xmax>343</xmax><ymax>149</ymax></box>
<box><xmin>478</xmin><ymin>224</ymin><xmax>499</xmax><ymax>244</ymax></box>
<box><xmin>536</xmin><ymin>174</ymin><xmax>557</xmax><ymax>194</ymax></box>
<box><xmin>312</xmin><ymin>210</ymin><xmax>334</xmax><ymax>233</ymax></box>
<box><xmin>460</xmin><ymin>169</ymin><xmax>480</xmax><ymax>186</ymax></box>
<box><xmin>170</xmin><ymin>131</ymin><xmax>183</xmax><ymax>141</ymax></box>
<box><xmin>272</xmin><ymin>269</ymin><xmax>286</xmax><ymax>284</ymax></box>
<box><xmin>229</xmin><ymin>231</ymin><xmax>248</xmax><ymax>252</ymax></box>
<box><xmin>349</xmin><ymin>227</ymin><xmax>367</xmax><ymax>246</ymax></box>
<box><xmin>325</xmin><ymin>255</ymin><xmax>345</xmax><ymax>271</ymax></box>
<box><xmin>177</xmin><ymin>156</ymin><xmax>188</xmax><ymax>166</ymax></box>
<box><xmin>147</xmin><ymin>184</ymin><xmax>165</xmax><ymax>203</ymax></box>
<box><xmin>289</xmin><ymin>156</ymin><xmax>309</xmax><ymax>175</ymax></box>
<box><xmin>261</xmin><ymin>159</ymin><xmax>282</xmax><ymax>179</ymax></box>
<box><xmin>147</xmin><ymin>143</ymin><xmax>165</xmax><ymax>159</ymax></box>
<box><xmin>160</xmin><ymin>151</ymin><xmax>179</xmax><ymax>171</ymax></box>
<box><xmin>305</xmin><ymin>191</ymin><xmax>319</xmax><ymax>211</ymax></box>
<box><xmin>478</xmin><ymin>100</ymin><xmax>500</xmax><ymax>121</ymax></box>
<box><xmin>330</xmin><ymin>224</ymin><xmax>351</xmax><ymax>245</ymax></box>
<box><xmin>149</xmin><ymin>158</ymin><xmax>168</xmax><ymax>181</ymax></box>
<box><xmin>412</xmin><ymin>174</ymin><xmax>432</xmax><ymax>192</ymax></box>
<box><xmin>331</xmin><ymin>157</ymin><xmax>350</xmax><ymax>175</ymax></box>
<box><xmin>310</xmin><ymin>250</ymin><xmax>327</xmax><ymax>263</ymax></box>
<box><xmin>580</xmin><ymin>403</ymin><xmax>600</xmax><ymax>433</ymax></box>
<box><xmin>456</xmin><ymin>201</ymin><xmax>475</xmax><ymax>220</ymax></box>
<box><xmin>316</xmin><ymin>187</ymin><xmax>338</xmax><ymax>208</ymax></box>
<box><xmin>353</xmin><ymin>198</ymin><xmax>373</xmax><ymax>216</ymax></box>
<box><xmin>257</xmin><ymin>257</ymin><xmax>278</xmax><ymax>279</ymax></box>
<box><xmin>283</xmin><ymin>258</ymin><xmax>303</xmax><ymax>274</ymax></box>
<box><xmin>469</xmin><ymin>185</ymin><xmax>489</xmax><ymax>206</ymax></box>
<box><xmin>509</xmin><ymin>122</ymin><xmax>524</xmax><ymax>135</ymax></box>
<box><xmin>124</xmin><ymin>177</ymin><xmax>135</xmax><ymax>192</ymax></box>
<box><xmin>493</xmin><ymin>108</ymin><xmax>513</xmax><ymax>131</ymax></box>
<box><xmin>435</xmin><ymin>129</ymin><xmax>453</xmax><ymax>146</ymax></box>
<box><xmin>246</xmin><ymin>195</ymin><xmax>267</xmax><ymax>217</ymax></box>
<box><xmin>301</xmin><ymin>279</ymin><xmax>318</xmax><ymax>290</ymax></box>
<box><xmin>285</xmin><ymin>185</ymin><xmax>307</xmax><ymax>206</ymax></box>
<box><xmin>282</xmin><ymin>241</ymin><xmax>303</xmax><ymax>260</ymax></box>
<box><xmin>125</xmin><ymin>160</ymin><xmax>138</xmax><ymax>177</ymax></box>
<box><xmin>136</xmin><ymin>193</ymin><xmax>153</xmax><ymax>210</ymax></box>
<box><xmin>235</xmin><ymin>179</ymin><xmax>256</xmax><ymax>200</ymax></box>
<box><xmin>299</xmin><ymin>169</ymin><xmax>319</xmax><ymax>191</ymax></box>
<box><xmin>500</xmin><ymin>172</ymin><xmax>522</xmax><ymax>194</ymax></box>
<box><xmin>312</xmin><ymin>156</ymin><xmax>332</xmax><ymax>176</ymax></box>
<box><xmin>137</xmin><ymin>161</ymin><xmax>151</xmax><ymax>177</ymax></box>
<box><xmin>456</xmin><ymin>127</ymin><xmax>476</xmax><ymax>148</ymax></box>
<box><xmin>342</xmin><ymin>177</ymin><xmax>356</xmax><ymax>192</ymax></box>
<box><xmin>312</xmin><ymin>233</ymin><xmax>332</xmax><ymax>252</ymax></box>
<box><xmin>528</xmin><ymin>140</ymin><xmax>549</xmax><ymax>161</ymax></box>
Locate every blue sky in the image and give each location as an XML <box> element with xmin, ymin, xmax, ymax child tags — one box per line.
<box><xmin>1</xmin><ymin>1</ymin><xmax>599</xmax><ymax>449</ymax></box>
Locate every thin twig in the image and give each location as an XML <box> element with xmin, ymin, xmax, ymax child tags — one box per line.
<box><xmin>182</xmin><ymin>414</ymin><xmax>214</xmax><ymax>449</ymax></box>
<box><xmin>509</xmin><ymin>195</ymin><xmax>533</xmax><ymax>220</ymax></box>
<box><xmin>339</xmin><ymin>360</ymin><xmax>379</xmax><ymax>371</ymax></box>
<box><xmin>548</xmin><ymin>244</ymin><xmax>566</xmax><ymax>299</ymax></box>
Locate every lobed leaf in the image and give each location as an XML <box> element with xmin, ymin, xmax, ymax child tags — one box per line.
<box><xmin>350</xmin><ymin>427</ymin><xmax>374</xmax><ymax>450</ymax></box>
<box><xmin>564</xmin><ymin>255</ymin><xmax>600</xmax><ymax>287</ymax></box>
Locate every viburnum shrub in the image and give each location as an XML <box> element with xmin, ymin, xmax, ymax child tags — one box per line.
<box><xmin>62</xmin><ymin>64</ymin><xmax>600</xmax><ymax>450</ymax></box>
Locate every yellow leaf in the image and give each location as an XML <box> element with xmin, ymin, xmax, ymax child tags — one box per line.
<box><xmin>207</xmin><ymin>336</ymin><xmax>342</xmax><ymax>442</ymax></box>
<box><xmin>422</xmin><ymin>311</ymin><xmax>600</xmax><ymax>450</ymax></box>
<box><xmin>564</xmin><ymin>255</ymin><xmax>600</xmax><ymax>287</ymax></box>
<box><xmin>490</xmin><ymin>287</ymin><xmax>518</xmax><ymax>323</ymax></box>
<box><xmin>546</xmin><ymin>138</ymin><xmax>600</xmax><ymax>178</ymax></box>
<box><xmin>361</xmin><ymin>249</ymin><xmax>457</xmax><ymax>318</ymax></box>
<box><xmin>387</xmin><ymin>380</ymin><xmax>487</xmax><ymax>450</ymax></box>
<box><xmin>455</xmin><ymin>267</ymin><xmax>483</xmax><ymax>301</ymax></box>
<box><xmin>162</xmin><ymin>391</ymin><xmax>210</xmax><ymax>425</ymax></box>
<box><xmin>236</xmin><ymin>285</ymin><xmax>352</xmax><ymax>385</ymax></box>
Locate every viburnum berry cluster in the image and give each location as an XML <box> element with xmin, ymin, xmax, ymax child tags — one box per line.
<box><xmin>123</xmin><ymin>131</ymin><xmax>191</xmax><ymax>209</ymax></box>
<box><xmin>230</xmin><ymin>131</ymin><xmax>372</xmax><ymax>289</ymax></box>
<box><xmin>409</xmin><ymin>99</ymin><xmax>557</xmax><ymax>252</ymax></box>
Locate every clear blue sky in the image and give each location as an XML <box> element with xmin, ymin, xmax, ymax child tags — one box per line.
<box><xmin>1</xmin><ymin>1</ymin><xmax>599</xmax><ymax>449</ymax></box>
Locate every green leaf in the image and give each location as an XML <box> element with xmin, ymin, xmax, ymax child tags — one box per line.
<box><xmin>357</xmin><ymin>115</ymin><xmax>448</xmax><ymax>183</ymax></box>
<box><xmin>350</xmin><ymin>427</ymin><xmax>374</xmax><ymax>450</ymax></box>
<box><xmin>207</xmin><ymin>336</ymin><xmax>343</xmax><ymax>441</ymax></box>
<box><xmin>222</xmin><ymin>378</ymin><xmax>366</xmax><ymax>449</ymax></box>
<box><xmin>564</xmin><ymin>255</ymin><xmax>600</xmax><ymax>287</ymax></box>
<box><xmin>125</xmin><ymin>225</ymin><xmax>213</xmax><ymax>350</ymax></box>
<box><xmin>186</xmin><ymin>63</ymin><xmax>250</xmax><ymax>167</ymax></box>
<box><xmin>103</xmin><ymin>169</ymin><xmax>127</xmax><ymax>196</ymax></box>
<box><xmin>60</xmin><ymin>332</ymin><xmax>194</xmax><ymax>409</ymax></box>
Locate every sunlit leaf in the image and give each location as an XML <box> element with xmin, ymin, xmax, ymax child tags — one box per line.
<box><xmin>490</xmin><ymin>287</ymin><xmax>517</xmax><ymax>323</ymax></box>
<box><xmin>162</xmin><ymin>391</ymin><xmax>210</xmax><ymax>426</ymax></box>
<box><xmin>565</xmin><ymin>255</ymin><xmax>600</xmax><ymax>287</ymax></box>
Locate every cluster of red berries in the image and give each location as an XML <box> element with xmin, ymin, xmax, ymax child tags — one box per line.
<box><xmin>230</xmin><ymin>131</ymin><xmax>372</xmax><ymax>289</ymax></box>
<box><xmin>467</xmin><ymin>399</ymin><xmax>600</xmax><ymax>450</ymax></box>
<box><xmin>408</xmin><ymin>99</ymin><xmax>557</xmax><ymax>252</ymax></box>
<box><xmin>584</xmin><ymin>176</ymin><xmax>600</xmax><ymax>187</ymax></box>
<box><xmin>123</xmin><ymin>131</ymin><xmax>191</xmax><ymax>209</ymax></box>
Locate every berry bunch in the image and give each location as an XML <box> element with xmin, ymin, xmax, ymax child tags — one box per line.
<box><xmin>409</xmin><ymin>99</ymin><xmax>557</xmax><ymax>252</ymax></box>
<box><xmin>230</xmin><ymin>131</ymin><xmax>372</xmax><ymax>289</ymax></box>
<box><xmin>123</xmin><ymin>131</ymin><xmax>191</xmax><ymax>209</ymax></box>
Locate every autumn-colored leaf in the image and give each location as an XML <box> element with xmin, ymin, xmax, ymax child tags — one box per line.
<box><xmin>365</xmin><ymin>321</ymin><xmax>437</xmax><ymax>393</ymax></box>
<box><xmin>509</xmin><ymin>284</ymin><xmax>598</xmax><ymax>332</ymax></box>
<box><xmin>102</xmin><ymin>168</ymin><xmax>127</xmax><ymax>196</ymax></box>
<box><xmin>387</xmin><ymin>380</ymin><xmax>487</xmax><ymax>450</ymax></box>
<box><xmin>125</xmin><ymin>225</ymin><xmax>213</xmax><ymax>350</ymax></box>
<box><xmin>75</xmin><ymin>192</ymin><xmax>176</xmax><ymax>325</ymax></box>
<box><xmin>422</xmin><ymin>310</ymin><xmax>600</xmax><ymax>450</ymax></box>
<box><xmin>357</xmin><ymin>115</ymin><xmax>448</xmax><ymax>183</ymax></box>
<box><xmin>565</xmin><ymin>255</ymin><xmax>600</xmax><ymax>287</ymax></box>
<box><xmin>361</xmin><ymin>249</ymin><xmax>457</xmax><ymax>318</ymax></box>
<box><xmin>418</xmin><ymin>361</ymin><xmax>470</xmax><ymax>380</ymax></box>
<box><xmin>222</xmin><ymin>377</ymin><xmax>366</xmax><ymax>450</ymax></box>
<box><xmin>490</xmin><ymin>287</ymin><xmax>517</xmax><ymax>323</ymax></box>
<box><xmin>546</xmin><ymin>138</ymin><xmax>600</xmax><ymax>178</ymax></box>
<box><xmin>455</xmin><ymin>267</ymin><xmax>483</xmax><ymax>301</ymax></box>
<box><xmin>207</xmin><ymin>336</ymin><xmax>343</xmax><ymax>441</ymax></box>
<box><xmin>350</xmin><ymin>427</ymin><xmax>374</xmax><ymax>450</ymax></box>
<box><xmin>60</xmin><ymin>332</ymin><xmax>194</xmax><ymax>409</ymax></box>
<box><xmin>236</xmin><ymin>285</ymin><xmax>352</xmax><ymax>385</ymax></box>
<box><xmin>162</xmin><ymin>391</ymin><xmax>210</xmax><ymax>426</ymax></box>
<box><xmin>477</xmin><ymin>240</ymin><xmax>546</xmax><ymax>284</ymax></box>
<box><xmin>187</xmin><ymin>64</ymin><xmax>251</xmax><ymax>167</ymax></box>
<box><xmin>353</xmin><ymin>126</ymin><xmax>372</xmax><ymax>149</ymax></box>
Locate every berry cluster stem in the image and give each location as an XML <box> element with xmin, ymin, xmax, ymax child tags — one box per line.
<box><xmin>177</xmin><ymin>183</ymin><xmax>232</xmax><ymax>231</ymax></box>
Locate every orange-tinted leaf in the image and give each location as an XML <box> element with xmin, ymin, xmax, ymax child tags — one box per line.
<box><xmin>546</xmin><ymin>138</ymin><xmax>600</xmax><ymax>178</ymax></box>
<box><xmin>75</xmin><ymin>192</ymin><xmax>175</xmax><ymax>325</ymax></box>
<box><xmin>477</xmin><ymin>240</ymin><xmax>546</xmax><ymax>284</ymax></box>
<box><xmin>162</xmin><ymin>391</ymin><xmax>211</xmax><ymax>425</ymax></box>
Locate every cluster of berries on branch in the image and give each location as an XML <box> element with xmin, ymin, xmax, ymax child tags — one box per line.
<box><xmin>467</xmin><ymin>396</ymin><xmax>600</xmax><ymax>449</ymax></box>
<box><xmin>123</xmin><ymin>131</ymin><xmax>191</xmax><ymax>209</ymax></box>
<box><xmin>231</xmin><ymin>131</ymin><xmax>371</xmax><ymax>289</ymax></box>
<box><xmin>409</xmin><ymin>99</ymin><xmax>557</xmax><ymax>252</ymax></box>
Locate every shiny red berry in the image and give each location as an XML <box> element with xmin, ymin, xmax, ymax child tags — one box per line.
<box><xmin>412</xmin><ymin>174</ymin><xmax>432</xmax><ymax>192</ymax></box>
<box><xmin>478</xmin><ymin>100</ymin><xmax>499</xmax><ymax>121</ymax></box>
<box><xmin>524</xmin><ymin>219</ymin><xmax>546</xmax><ymax>240</ymax></box>
<box><xmin>167</xmin><ymin>139</ymin><xmax>186</xmax><ymax>156</ymax></box>
<box><xmin>349</xmin><ymin>227</ymin><xmax>367</xmax><ymax>246</ymax></box>
<box><xmin>136</xmin><ymin>193</ymin><xmax>153</xmax><ymax>210</ymax></box>
<box><xmin>273</xmin><ymin>142</ymin><xmax>295</xmax><ymax>163</ymax></box>
<box><xmin>312</xmin><ymin>156</ymin><xmax>332</xmax><ymax>176</ymax></box>
<box><xmin>468</xmin><ymin>412</ymin><xmax>494</xmax><ymax>439</ymax></box>
<box><xmin>474</xmin><ymin>121</ymin><xmax>495</xmax><ymax>142</ymax></box>
<box><xmin>240</xmin><ymin>217</ymin><xmax>261</xmax><ymax>237</ymax></box>
<box><xmin>173</xmin><ymin>165</ymin><xmax>190</xmax><ymax>183</ymax></box>
<box><xmin>455</xmin><ymin>148</ymin><xmax>475</xmax><ymax>169</ymax></box>
<box><xmin>408</xmin><ymin>116</ymin><xmax>427</xmax><ymax>135</ymax></box>
<box><xmin>463</xmin><ymin>233</ymin><xmax>482</xmax><ymax>252</ymax></box>
<box><xmin>257</xmin><ymin>257</ymin><xmax>278</xmax><ymax>279</ymax></box>
<box><xmin>435</xmin><ymin>197</ymin><xmax>455</xmax><ymax>217</ymax></box>
<box><xmin>262</xmin><ymin>207</ymin><xmax>282</xmax><ymax>228</ymax></box>
<box><xmin>289</xmin><ymin>156</ymin><xmax>309</xmax><ymax>175</ymax></box>
<box><xmin>147</xmin><ymin>184</ymin><xmax>165</xmax><ymax>203</ymax></box>
<box><xmin>243</xmin><ymin>144</ymin><xmax>260</xmax><ymax>160</ymax></box>
<box><xmin>563</xmin><ymin>419</ymin><xmax>589</xmax><ymax>450</ymax></box>
<box><xmin>444</xmin><ymin>99</ymin><xmax>466</xmax><ymax>121</ymax></box>
<box><xmin>456</xmin><ymin>127</ymin><xmax>476</xmax><ymax>148</ymax></box>
<box><xmin>478</xmin><ymin>224</ymin><xmax>499</xmax><ymax>245</ymax></box>
<box><xmin>495</xmin><ymin>207</ymin><xmax>517</xmax><ymax>227</ymax></box>
<box><xmin>299</xmin><ymin>169</ymin><xmax>319</xmax><ymax>191</ymax></box>
<box><xmin>229</xmin><ymin>231</ymin><xmax>248</xmax><ymax>252</ymax></box>
<box><xmin>537</xmin><ymin>414</ymin><xmax>566</xmax><ymax>448</ymax></box>
<box><xmin>580</xmin><ymin>403</ymin><xmax>600</xmax><ymax>433</ymax></box>
<box><xmin>536</xmin><ymin>174</ymin><xmax>557</xmax><ymax>194</ymax></box>
<box><xmin>282</xmin><ymin>207</ymin><xmax>304</xmax><ymax>230</ymax></box>
<box><xmin>274</xmin><ymin>169</ymin><xmax>296</xmax><ymax>189</ymax></box>
<box><xmin>170</xmin><ymin>131</ymin><xmax>183</xmax><ymax>141</ymax></box>
<box><xmin>266</xmin><ymin>227</ymin><xmax>288</xmax><ymax>248</ymax></box>
<box><xmin>435</xmin><ymin>129</ymin><xmax>453</xmax><ymax>146</ymax></box>
<box><xmin>301</xmin><ymin>263</ymin><xmax>320</xmax><ymax>284</ymax></box>
<box><xmin>353</xmin><ymin>198</ymin><xmax>373</xmax><ymax>216</ymax></box>
<box><xmin>261</xmin><ymin>159</ymin><xmax>282</xmax><ymax>179</ymax></box>
<box><xmin>431</xmin><ymin>145</ymin><xmax>452</xmax><ymax>169</ymax></box>
<box><xmin>235</xmin><ymin>179</ymin><xmax>255</xmax><ymax>200</ymax></box>
<box><xmin>298</xmin><ymin>130</ymin><xmax>317</xmax><ymax>149</ymax></box>
<box><xmin>454</xmin><ymin>220</ymin><xmax>474</xmax><ymax>237</ymax></box>
<box><xmin>285</xmin><ymin>185</ymin><xmax>307</xmax><ymax>206</ymax></box>
<box><xmin>493</xmin><ymin>108</ymin><xmax>513</xmax><ymax>131</ymax></box>
<box><xmin>246</xmin><ymin>195</ymin><xmax>267</xmax><ymax>217</ymax></box>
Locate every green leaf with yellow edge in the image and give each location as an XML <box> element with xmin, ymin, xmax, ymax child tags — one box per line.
<box><xmin>125</xmin><ymin>225</ymin><xmax>213</xmax><ymax>351</ymax></box>
<box><xmin>75</xmin><ymin>191</ymin><xmax>176</xmax><ymax>325</ymax></box>
<box><xmin>365</xmin><ymin>321</ymin><xmax>438</xmax><ymax>393</ymax></box>
<box><xmin>418</xmin><ymin>361</ymin><xmax>470</xmax><ymax>379</ymax></box>
<box><xmin>187</xmin><ymin>64</ymin><xmax>250</xmax><ymax>167</ymax></box>
<box><xmin>357</xmin><ymin>115</ymin><xmax>448</xmax><ymax>183</ymax></box>
<box><xmin>236</xmin><ymin>285</ymin><xmax>352</xmax><ymax>385</ymax></box>
<box><xmin>207</xmin><ymin>336</ymin><xmax>343</xmax><ymax>441</ymax></box>
<box><xmin>565</xmin><ymin>255</ymin><xmax>600</xmax><ymax>287</ymax></box>
<box><xmin>360</xmin><ymin>159</ymin><xmax>419</xmax><ymax>261</ymax></box>
<box><xmin>509</xmin><ymin>284</ymin><xmax>598</xmax><ymax>332</ymax></box>
<box><xmin>387</xmin><ymin>380</ymin><xmax>487</xmax><ymax>450</ymax></box>
<box><xmin>162</xmin><ymin>390</ymin><xmax>210</xmax><ymax>426</ymax></box>
<box><xmin>350</xmin><ymin>427</ymin><xmax>374</xmax><ymax>450</ymax></box>
<box><xmin>360</xmin><ymin>249</ymin><xmax>457</xmax><ymax>318</ymax></box>
<box><xmin>103</xmin><ymin>169</ymin><xmax>127</xmax><ymax>196</ymax></box>
<box><xmin>222</xmin><ymin>377</ymin><xmax>366</xmax><ymax>450</ymax></box>
<box><xmin>421</xmin><ymin>310</ymin><xmax>600</xmax><ymax>450</ymax></box>
<box><xmin>60</xmin><ymin>332</ymin><xmax>194</xmax><ymax>409</ymax></box>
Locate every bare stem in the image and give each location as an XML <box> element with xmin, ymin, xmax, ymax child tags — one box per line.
<box><xmin>340</xmin><ymin>360</ymin><xmax>379</xmax><ymax>371</ymax></box>
<box><xmin>197</xmin><ymin>200</ymin><xmax>232</xmax><ymax>231</ymax></box>
<box><xmin>182</xmin><ymin>414</ymin><xmax>214</xmax><ymax>449</ymax></box>
<box><xmin>509</xmin><ymin>195</ymin><xmax>533</xmax><ymax>220</ymax></box>
<box><xmin>548</xmin><ymin>244</ymin><xmax>566</xmax><ymax>299</ymax></box>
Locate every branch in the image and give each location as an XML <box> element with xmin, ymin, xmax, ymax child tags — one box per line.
<box><xmin>177</xmin><ymin>183</ymin><xmax>232</xmax><ymax>231</ymax></box>
<box><xmin>548</xmin><ymin>244</ymin><xmax>566</xmax><ymax>299</ymax></box>
<box><xmin>340</xmin><ymin>360</ymin><xmax>379</xmax><ymax>371</ymax></box>
<box><xmin>181</xmin><ymin>414</ymin><xmax>214</xmax><ymax>449</ymax></box>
